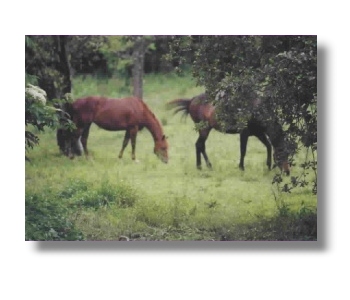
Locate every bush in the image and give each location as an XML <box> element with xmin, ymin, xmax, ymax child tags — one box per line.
<box><xmin>217</xmin><ymin>204</ymin><xmax>317</xmax><ymax>241</ymax></box>
<box><xmin>25</xmin><ymin>193</ymin><xmax>85</xmax><ymax>241</ymax></box>
<box><xmin>58</xmin><ymin>179</ymin><xmax>89</xmax><ymax>199</ymax></box>
<box><xmin>26</xmin><ymin>180</ymin><xmax>140</xmax><ymax>240</ymax></box>
<box><xmin>65</xmin><ymin>181</ymin><xmax>139</xmax><ymax>210</ymax></box>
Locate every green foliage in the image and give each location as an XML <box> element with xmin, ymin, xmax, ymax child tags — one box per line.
<box><xmin>25</xmin><ymin>84</ymin><xmax>61</xmax><ymax>156</ymax></box>
<box><xmin>194</xmin><ymin>120</ymin><xmax>210</xmax><ymax>132</ymax></box>
<box><xmin>26</xmin><ymin>35</ymin><xmax>72</xmax><ymax>100</ymax></box>
<box><xmin>25</xmin><ymin>36</ymin><xmax>77</xmax><ymax>159</ymax></box>
<box><xmin>25</xmin><ymin>83</ymin><xmax>76</xmax><ymax>160</ymax></box>
<box><xmin>26</xmin><ymin>179</ymin><xmax>140</xmax><ymax>240</ymax></box>
<box><xmin>98</xmin><ymin>36</ymin><xmax>132</xmax><ymax>77</ymax></box>
<box><xmin>167</xmin><ymin>35</ymin><xmax>317</xmax><ymax>194</ymax></box>
<box><xmin>72</xmin><ymin>35</ymin><xmax>157</xmax><ymax>78</ymax></box>
<box><xmin>58</xmin><ymin>179</ymin><xmax>139</xmax><ymax>210</ymax></box>
<box><xmin>58</xmin><ymin>179</ymin><xmax>89</xmax><ymax>199</ymax></box>
<box><xmin>25</xmin><ymin>192</ymin><xmax>85</xmax><ymax>241</ymax></box>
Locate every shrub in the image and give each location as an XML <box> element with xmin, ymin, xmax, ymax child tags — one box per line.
<box><xmin>58</xmin><ymin>179</ymin><xmax>89</xmax><ymax>199</ymax></box>
<box><xmin>60</xmin><ymin>180</ymin><xmax>139</xmax><ymax>210</ymax></box>
<box><xmin>25</xmin><ymin>193</ymin><xmax>85</xmax><ymax>241</ymax></box>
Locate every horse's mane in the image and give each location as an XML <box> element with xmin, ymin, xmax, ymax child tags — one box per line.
<box><xmin>139</xmin><ymin>98</ymin><xmax>163</xmax><ymax>129</ymax></box>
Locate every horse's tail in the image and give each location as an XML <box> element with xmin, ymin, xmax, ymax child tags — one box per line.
<box><xmin>56</xmin><ymin>101</ymin><xmax>83</xmax><ymax>157</ymax></box>
<box><xmin>166</xmin><ymin>98</ymin><xmax>192</xmax><ymax>118</ymax></box>
<box><xmin>61</xmin><ymin>101</ymin><xmax>74</xmax><ymax>120</ymax></box>
<box><xmin>56</xmin><ymin>102</ymin><xmax>72</xmax><ymax>149</ymax></box>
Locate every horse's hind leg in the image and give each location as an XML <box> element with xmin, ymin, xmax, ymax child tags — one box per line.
<box><xmin>239</xmin><ymin>128</ymin><xmax>250</xmax><ymax>170</ymax></box>
<box><xmin>67</xmin><ymin>127</ymin><xmax>85</xmax><ymax>159</ymax></box>
<box><xmin>56</xmin><ymin>129</ymin><xmax>66</xmax><ymax>154</ymax></box>
<box><xmin>80</xmin><ymin>124</ymin><xmax>91</xmax><ymax>156</ymax></box>
<box><xmin>119</xmin><ymin>130</ymin><xmax>131</xmax><ymax>159</ymax></box>
<box><xmin>129</xmin><ymin>127</ymin><xmax>139</xmax><ymax>161</ymax></box>
<box><xmin>195</xmin><ymin>129</ymin><xmax>212</xmax><ymax>169</ymax></box>
<box><xmin>255</xmin><ymin>132</ymin><xmax>272</xmax><ymax>170</ymax></box>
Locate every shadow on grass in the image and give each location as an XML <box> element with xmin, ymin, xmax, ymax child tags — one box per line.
<box><xmin>218</xmin><ymin>210</ymin><xmax>317</xmax><ymax>241</ymax></box>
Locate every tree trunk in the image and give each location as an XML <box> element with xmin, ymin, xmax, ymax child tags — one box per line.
<box><xmin>132</xmin><ymin>37</ymin><xmax>146</xmax><ymax>99</ymax></box>
<box><xmin>56</xmin><ymin>35</ymin><xmax>72</xmax><ymax>97</ymax></box>
<box><xmin>55</xmin><ymin>35</ymin><xmax>75</xmax><ymax>156</ymax></box>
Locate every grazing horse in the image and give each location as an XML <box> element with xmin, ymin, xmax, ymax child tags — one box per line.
<box><xmin>60</xmin><ymin>96</ymin><xmax>169</xmax><ymax>163</ymax></box>
<box><xmin>167</xmin><ymin>93</ymin><xmax>290</xmax><ymax>175</ymax></box>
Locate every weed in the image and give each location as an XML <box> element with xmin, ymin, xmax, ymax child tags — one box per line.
<box><xmin>58</xmin><ymin>179</ymin><xmax>89</xmax><ymax>199</ymax></box>
<box><xmin>64</xmin><ymin>180</ymin><xmax>139</xmax><ymax>210</ymax></box>
<box><xmin>25</xmin><ymin>192</ymin><xmax>85</xmax><ymax>241</ymax></box>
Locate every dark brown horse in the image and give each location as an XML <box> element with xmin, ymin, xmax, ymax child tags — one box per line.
<box><xmin>59</xmin><ymin>96</ymin><xmax>169</xmax><ymax>163</ymax></box>
<box><xmin>168</xmin><ymin>93</ymin><xmax>290</xmax><ymax>174</ymax></box>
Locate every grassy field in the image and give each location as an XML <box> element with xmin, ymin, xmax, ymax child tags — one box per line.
<box><xmin>25</xmin><ymin>72</ymin><xmax>317</xmax><ymax>241</ymax></box>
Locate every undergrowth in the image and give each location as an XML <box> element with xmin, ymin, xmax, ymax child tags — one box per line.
<box><xmin>25</xmin><ymin>179</ymin><xmax>317</xmax><ymax>241</ymax></box>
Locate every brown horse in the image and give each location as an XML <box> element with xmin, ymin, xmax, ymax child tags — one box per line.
<box><xmin>168</xmin><ymin>93</ymin><xmax>290</xmax><ymax>175</ymax></box>
<box><xmin>59</xmin><ymin>96</ymin><xmax>169</xmax><ymax>163</ymax></box>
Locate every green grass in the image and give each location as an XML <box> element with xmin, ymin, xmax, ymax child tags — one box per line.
<box><xmin>25</xmin><ymin>72</ymin><xmax>317</xmax><ymax>241</ymax></box>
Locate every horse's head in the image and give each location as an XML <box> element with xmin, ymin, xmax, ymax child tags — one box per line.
<box><xmin>57</xmin><ymin>128</ymin><xmax>83</xmax><ymax>159</ymax></box>
<box><xmin>267</xmin><ymin>120</ymin><xmax>291</xmax><ymax>176</ymax></box>
<box><xmin>154</xmin><ymin>135</ymin><xmax>169</xmax><ymax>163</ymax></box>
<box><xmin>273</xmin><ymin>147</ymin><xmax>290</xmax><ymax>176</ymax></box>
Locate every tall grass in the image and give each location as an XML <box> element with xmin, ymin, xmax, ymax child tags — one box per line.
<box><xmin>25</xmin><ymin>72</ymin><xmax>317</xmax><ymax>241</ymax></box>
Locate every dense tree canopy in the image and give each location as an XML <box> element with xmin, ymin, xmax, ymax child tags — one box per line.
<box><xmin>168</xmin><ymin>35</ymin><xmax>317</xmax><ymax>194</ymax></box>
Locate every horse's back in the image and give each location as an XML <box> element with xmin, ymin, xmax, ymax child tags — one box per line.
<box><xmin>71</xmin><ymin>96</ymin><xmax>103</xmax><ymax>125</ymax></box>
<box><xmin>72</xmin><ymin>96</ymin><xmax>146</xmax><ymax>130</ymax></box>
<box><xmin>189</xmin><ymin>94</ymin><xmax>217</xmax><ymax>127</ymax></box>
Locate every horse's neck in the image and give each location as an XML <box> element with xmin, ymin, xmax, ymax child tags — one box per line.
<box><xmin>266</xmin><ymin>121</ymin><xmax>284</xmax><ymax>147</ymax></box>
<box><xmin>143</xmin><ymin>110</ymin><xmax>164</xmax><ymax>142</ymax></box>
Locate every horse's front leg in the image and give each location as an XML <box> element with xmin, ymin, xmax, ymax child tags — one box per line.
<box><xmin>256</xmin><ymin>132</ymin><xmax>272</xmax><ymax>170</ymax></box>
<box><xmin>239</xmin><ymin>128</ymin><xmax>250</xmax><ymax>170</ymax></box>
<box><xmin>119</xmin><ymin>130</ymin><xmax>130</xmax><ymax>159</ymax></box>
<box><xmin>129</xmin><ymin>127</ymin><xmax>139</xmax><ymax>161</ymax></box>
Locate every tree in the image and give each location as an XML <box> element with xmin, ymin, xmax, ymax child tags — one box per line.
<box><xmin>25</xmin><ymin>84</ymin><xmax>61</xmax><ymax>160</ymax></box>
<box><xmin>25</xmin><ymin>35</ymin><xmax>73</xmax><ymax>100</ymax></box>
<box><xmin>25</xmin><ymin>36</ymin><xmax>76</xmax><ymax>159</ymax></box>
<box><xmin>132</xmin><ymin>36</ymin><xmax>148</xmax><ymax>98</ymax></box>
<box><xmin>88</xmin><ymin>35</ymin><xmax>156</xmax><ymax>98</ymax></box>
<box><xmin>168</xmin><ymin>35</ymin><xmax>317</xmax><ymax>194</ymax></box>
<box><xmin>119</xmin><ymin>36</ymin><xmax>155</xmax><ymax>99</ymax></box>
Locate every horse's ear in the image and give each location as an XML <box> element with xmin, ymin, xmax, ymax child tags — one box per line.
<box><xmin>162</xmin><ymin>135</ymin><xmax>168</xmax><ymax>140</ymax></box>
